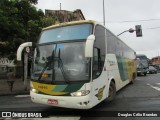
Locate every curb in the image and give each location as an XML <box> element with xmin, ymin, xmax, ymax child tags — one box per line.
<box><xmin>0</xmin><ymin>78</ymin><xmax>30</xmax><ymax>96</ymax></box>
<box><xmin>0</xmin><ymin>91</ymin><xmax>30</xmax><ymax>96</ymax></box>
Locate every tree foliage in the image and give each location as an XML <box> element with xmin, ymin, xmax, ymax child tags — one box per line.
<box><xmin>0</xmin><ymin>0</ymin><xmax>55</xmax><ymax>60</ymax></box>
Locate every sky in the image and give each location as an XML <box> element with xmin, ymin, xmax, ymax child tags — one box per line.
<box><xmin>35</xmin><ymin>0</ymin><xmax>160</xmax><ymax>59</ymax></box>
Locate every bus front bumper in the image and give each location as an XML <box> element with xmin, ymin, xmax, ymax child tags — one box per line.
<box><xmin>30</xmin><ymin>91</ymin><xmax>92</xmax><ymax>109</ymax></box>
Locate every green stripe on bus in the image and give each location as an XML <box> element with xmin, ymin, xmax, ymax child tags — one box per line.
<box><xmin>52</xmin><ymin>85</ymin><xmax>68</xmax><ymax>92</ymax></box>
<box><xmin>124</xmin><ymin>58</ymin><xmax>129</xmax><ymax>80</ymax></box>
<box><xmin>52</xmin><ymin>83</ymin><xmax>84</xmax><ymax>92</ymax></box>
<box><xmin>63</xmin><ymin>83</ymin><xmax>84</xmax><ymax>92</ymax></box>
<box><xmin>117</xmin><ymin>56</ymin><xmax>129</xmax><ymax>81</ymax></box>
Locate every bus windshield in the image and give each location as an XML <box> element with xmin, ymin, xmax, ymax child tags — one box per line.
<box><xmin>39</xmin><ymin>24</ymin><xmax>92</xmax><ymax>43</ymax></box>
<box><xmin>31</xmin><ymin>23</ymin><xmax>92</xmax><ymax>83</ymax></box>
<box><xmin>32</xmin><ymin>42</ymin><xmax>90</xmax><ymax>83</ymax></box>
<box><xmin>136</xmin><ymin>55</ymin><xmax>149</xmax><ymax>68</ymax></box>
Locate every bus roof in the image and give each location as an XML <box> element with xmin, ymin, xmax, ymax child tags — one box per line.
<box><xmin>43</xmin><ymin>20</ymin><xmax>96</xmax><ymax>31</ymax></box>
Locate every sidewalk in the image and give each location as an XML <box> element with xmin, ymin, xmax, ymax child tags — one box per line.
<box><xmin>0</xmin><ymin>78</ymin><xmax>30</xmax><ymax>96</ymax></box>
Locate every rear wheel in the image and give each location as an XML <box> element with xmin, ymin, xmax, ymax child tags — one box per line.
<box><xmin>105</xmin><ymin>81</ymin><xmax>116</xmax><ymax>102</ymax></box>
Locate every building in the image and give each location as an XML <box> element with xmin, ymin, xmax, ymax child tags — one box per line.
<box><xmin>151</xmin><ymin>56</ymin><xmax>160</xmax><ymax>65</ymax></box>
<box><xmin>45</xmin><ymin>9</ymin><xmax>85</xmax><ymax>24</ymax></box>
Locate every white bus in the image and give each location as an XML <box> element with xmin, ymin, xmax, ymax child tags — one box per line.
<box><xmin>17</xmin><ymin>20</ymin><xmax>136</xmax><ymax>109</ymax></box>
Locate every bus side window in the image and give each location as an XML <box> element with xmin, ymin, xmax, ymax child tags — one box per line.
<box><xmin>93</xmin><ymin>25</ymin><xmax>106</xmax><ymax>79</ymax></box>
<box><xmin>93</xmin><ymin>47</ymin><xmax>101</xmax><ymax>79</ymax></box>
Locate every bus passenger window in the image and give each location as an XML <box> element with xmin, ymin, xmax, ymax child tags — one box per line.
<box><xmin>93</xmin><ymin>48</ymin><xmax>101</xmax><ymax>79</ymax></box>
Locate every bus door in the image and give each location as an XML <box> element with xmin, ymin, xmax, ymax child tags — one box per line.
<box><xmin>91</xmin><ymin>25</ymin><xmax>107</xmax><ymax>105</ymax></box>
<box><xmin>91</xmin><ymin>47</ymin><xmax>107</xmax><ymax>105</ymax></box>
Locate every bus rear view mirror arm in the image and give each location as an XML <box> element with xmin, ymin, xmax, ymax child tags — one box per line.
<box><xmin>85</xmin><ymin>35</ymin><xmax>95</xmax><ymax>58</ymax></box>
<box><xmin>17</xmin><ymin>42</ymin><xmax>33</xmax><ymax>61</ymax></box>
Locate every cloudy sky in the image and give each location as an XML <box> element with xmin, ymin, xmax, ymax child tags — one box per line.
<box><xmin>35</xmin><ymin>0</ymin><xmax>160</xmax><ymax>59</ymax></box>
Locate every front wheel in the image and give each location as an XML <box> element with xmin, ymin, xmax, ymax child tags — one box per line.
<box><xmin>105</xmin><ymin>81</ymin><xmax>116</xmax><ymax>102</ymax></box>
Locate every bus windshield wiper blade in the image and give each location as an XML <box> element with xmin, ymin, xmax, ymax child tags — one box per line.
<box><xmin>37</xmin><ymin>49</ymin><xmax>55</xmax><ymax>81</ymax></box>
<box><xmin>37</xmin><ymin>61</ymin><xmax>52</xmax><ymax>81</ymax></box>
<box><xmin>56</xmin><ymin>48</ymin><xmax>70</xmax><ymax>83</ymax></box>
<box><xmin>57</xmin><ymin>57</ymin><xmax>70</xmax><ymax>83</ymax></box>
<box><xmin>37</xmin><ymin>45</ymin><xmax>70</xmax><ymax>83</ymax></box>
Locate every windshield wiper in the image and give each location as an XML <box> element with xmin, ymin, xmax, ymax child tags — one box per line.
<box><xmin>37</xmin><ymin>58</ymin><xmax>52</xmax><ymax>81</ymax></box>
<box><xmin>37</xmin><ymin>44</ymin><xmax>70</xmax><ymax>83</ymax></box>
<box><xmin>54</xmin><ymin>48</ymin><xmax>70</xmax><ymax>83</ymax></box>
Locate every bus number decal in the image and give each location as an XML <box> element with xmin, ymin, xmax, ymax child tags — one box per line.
<box><xmin>38</xmin><ymin>85</ymin><xmax>48</xmax><ymax>89</ymax></box>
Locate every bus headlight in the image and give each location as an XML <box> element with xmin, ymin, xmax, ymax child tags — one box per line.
<box><xmin>31</xmin><ymin>87</ymin><xmax>39</xmax><ymax>93</ymax></box>
<box><xmin>71</xmin><ymin>90</ymin><xmax>90</xmax><ymax>96</ymax></box>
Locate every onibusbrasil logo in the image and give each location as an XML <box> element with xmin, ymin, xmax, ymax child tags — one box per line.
<box><xmin>1</xmin><ymin>112</ymin><xmax>42</xmax><ymax>118</ymax></box>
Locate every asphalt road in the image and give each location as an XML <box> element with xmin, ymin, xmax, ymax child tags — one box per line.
<box><xmin>0</xmin><ymin>73</ymin><xmax>160</xmax><ymax>120</ymax></box>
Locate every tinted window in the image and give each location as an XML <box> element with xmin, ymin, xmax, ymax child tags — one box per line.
<box><xmin>93</xmin><ymin>25</ymin><xmax>106</xmax><ymax>79</ymax></box>
<box><xmin>39</xmin><ymin>24</ymin><xmax>92</xmax><ymax>43</ymax></box>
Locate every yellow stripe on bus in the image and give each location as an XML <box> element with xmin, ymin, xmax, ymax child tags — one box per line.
<box><xmin>32</xmin><ymin>82</ymin><xmax>68</xmax><ymax>95</ymax></box>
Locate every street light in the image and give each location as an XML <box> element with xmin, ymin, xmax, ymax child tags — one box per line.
<box><xmin>117</xmin><ymin>25</ymin><xmax>142</xmax><ymax>37</ymax></box>
<box><xmin>117</xmin><ymin>28</ymin><xmax>134</xmax><ymax>36</ymax></box>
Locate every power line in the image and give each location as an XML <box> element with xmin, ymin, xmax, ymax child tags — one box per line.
<box><xmin>105</xmin><ymin>18</ymin><xmax>160</xmax><ymax>23</ymax></box>
<box><xmin>143</xmin><ymin>27</ymin><xmax>160</xmax><ymax>30</ymax></box>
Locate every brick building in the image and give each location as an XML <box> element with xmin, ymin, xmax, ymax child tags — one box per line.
<box><xmin>45</xmin><ymin>9</ymin><xmax>85</xmax><ymax>24</ymax></box>
<box><xmin>151</xmin><ymin>56</ymin><xmax>160</xmax><ymax>65</ymax></box>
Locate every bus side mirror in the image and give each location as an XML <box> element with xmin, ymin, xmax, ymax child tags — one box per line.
<box><xmin>85</xmin><ymin>35</ymin><xmax>95</xmax><ymax>58</ymax></box>
<box><xmin>17</xmin><ymin>42</ymin><xmax>33</xmax><ymax>61</ymax></box>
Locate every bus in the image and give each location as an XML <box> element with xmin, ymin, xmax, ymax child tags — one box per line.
<box><xmin>17</xmin><ymin>20</ymin><xmax>136</xmax><ymax>109</ymax></box>
<box><xmin>136</xmin><ymin>54</ymin><xmax>149</xmax><ymax>76</ymax></box>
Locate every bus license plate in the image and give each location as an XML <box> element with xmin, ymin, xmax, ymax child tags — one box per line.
<box><xmin>48</xmin><ymin>99</ymin><xmax>58</xmax><ymax>105</ymax></box>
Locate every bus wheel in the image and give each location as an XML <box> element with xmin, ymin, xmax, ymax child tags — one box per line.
<box><xmin>105</xmin><ymin>81</ymin><xmax>116</xmax><ymax>102</ymax></box>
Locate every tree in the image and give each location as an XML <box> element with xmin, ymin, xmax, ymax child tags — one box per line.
<box><xmin>0</xmin><ymin>0</ymin><xmax>45</xmax><ymax>59</ymax></box>
<box><xmin>0</xmin><ymin>0</ymin><xmax>56</xmax><ymax>60</ymax></box>
<box><xmin>41</xmin><ymin>17</ymin><xmax>55</xmax><ymax>28</ymax></box>
<box><xmin>0</xmin><ymin>0</ymin><xmax>55</xmax><ymax>90</ymax></box>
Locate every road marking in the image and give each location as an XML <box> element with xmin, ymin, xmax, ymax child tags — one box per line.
<box><xmin>147</xmin><ymin>83</ymin><xmax>160</xmax><ymax>91</ymax></box>
<box><xmin>157</xmin><ymin>83</ymin><xmax>160</xmax><ymax>85</ymax></box>
<box><xmin>15</xmin><ymin>95</ymin><xmax>30</xmax><ymax>98</ymax></box>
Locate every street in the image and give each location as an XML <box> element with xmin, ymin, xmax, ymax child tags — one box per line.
<box><xmin>0</xmin><ymin>73</ymin><xmax>160</xmax><ymax>120</ymax></box>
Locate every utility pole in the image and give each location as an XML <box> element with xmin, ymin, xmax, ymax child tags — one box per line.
<box><xmin>24</xmin><ymin>52</ymin><xmax>28</xmax><ymax>91</ymax></box>
<box><xmin>103</xmin><ymin>0</ymin><xmax>105</xmax><ymax>26</ymax></box>
<box><xmin>60</xmin><ymin>3</ymin><xmax>61</xmax><ymax>10</ymax></box>
<box><xmin>24</xmin><ymin>47</ymin><xmax>30</xmax><ymax>91</ymax></box>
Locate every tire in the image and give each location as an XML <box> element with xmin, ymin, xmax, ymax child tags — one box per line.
<box><xmin>105</xmin><ymin>81</ymin><xmax>116</xmax><ymax>102</ymax></box>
